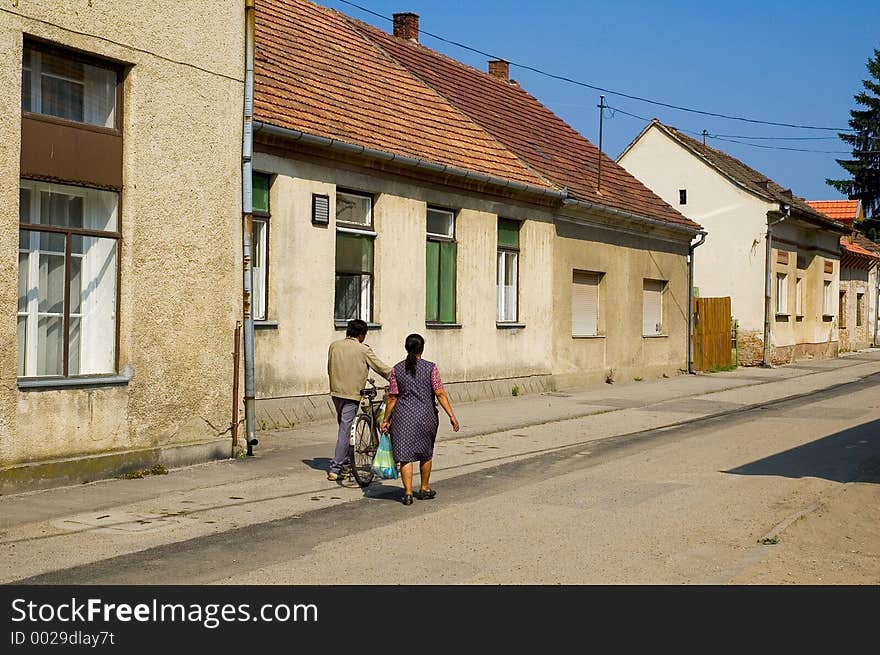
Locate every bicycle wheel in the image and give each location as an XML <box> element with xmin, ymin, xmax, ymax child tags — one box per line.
<box><xmin>350</xmin><ymin>414</ymin><xmax>378</xmax><ymax>487</ymax></box>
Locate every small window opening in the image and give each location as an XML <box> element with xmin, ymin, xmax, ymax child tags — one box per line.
<box><xmin>679</xmin><ymin>189</ymin><xmax>687</xmax><ymax>205</ymax></box>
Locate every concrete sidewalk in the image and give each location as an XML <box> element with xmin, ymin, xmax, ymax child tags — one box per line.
<box><xmin>1</xmin><ymin>349</ymin><xmax>879</xmax><ymax>582</ymax></box>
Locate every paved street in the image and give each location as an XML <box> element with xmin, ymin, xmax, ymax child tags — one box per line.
<box><xmin>2</xmin><ymin>351</ymin><xmax>879</xmax><ymax>584</ymax></box>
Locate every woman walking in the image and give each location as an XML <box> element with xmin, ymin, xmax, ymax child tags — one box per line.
<box><xmin>380</xmin><ymin>334</ymin><xmax>459</xmax><ymax>505</ymax></box>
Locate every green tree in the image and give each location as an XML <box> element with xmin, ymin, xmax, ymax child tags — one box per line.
<box><xmin>827</xmin><ymin>49</ymin><xmax>880</xmax><ymax>239</ymax></box>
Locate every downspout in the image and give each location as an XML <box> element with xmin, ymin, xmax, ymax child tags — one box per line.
<box><xmin>762</xmin><ymin>204</ymin><xmax>789</xmax><ymax>367</ymax></box>
<box><xmin>241</xmin><ymin>0</ymin><xmax>258</xmax><ymax>456</ymax></box>
<box><xmin>687</xmin><ymin>231</ymin><xmax>708</xmax><ymax>373</ymax></box>
<box><xmin>874</xmin><ymin>260</ymin><xmax>879</xmax><ymax>347</ymax></box>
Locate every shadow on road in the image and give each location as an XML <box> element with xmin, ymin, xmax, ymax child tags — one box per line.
<box><xmin>302</xmin><ymin>457</ymin><xmax>333</xmax><ymax>471</ymax></box>
<box><xmin>723</xmin><ymin>419</ymin><xmax>880</xmax><ymax>484</ymax></box>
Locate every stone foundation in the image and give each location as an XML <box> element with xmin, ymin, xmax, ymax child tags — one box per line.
<box><xmin>255</xmin><ymin>374</ymin><xmax>556</xmax><ymax>430</ymax></box>
<box><xmin>736</xmin><ymin>329</ymin><xmax>765</xmax><ymax>367</ymax></box>
<box><xmin>736</xmin><ymin>328</ymin><xmax>839</xmax><ymax>366</ymax></box>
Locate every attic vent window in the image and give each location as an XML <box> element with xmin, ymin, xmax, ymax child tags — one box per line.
<box><xmin>312</xmin><ymin>194</ymin><xmax>330</xmax><ymax>225</ymax></box>
<box><xmin>679</xmin><ymin>189</ymin><xmax>687</xmax><ymax>205</ymax></box>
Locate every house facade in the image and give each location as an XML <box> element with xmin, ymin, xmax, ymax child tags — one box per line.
<box><xmin>2</xmin><ymin>1</ymin><xmax>244</xmax><ymax>491</ymax></box>
<box><xmin>249</xmin><ymin>1</ymin><xmax>703</xmax><ymax>428</ymax></box>
<box><xmin>807</xmin><ymin>201</ymin><xmax>879</xmax><ymax>351</ymax></box>
<box><xmin>618</xmin><ymin>120</ymin><xmax>849</xmax><ymax>366</ymax></box>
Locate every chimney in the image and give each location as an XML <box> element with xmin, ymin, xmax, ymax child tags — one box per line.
<box><xmin>488</xmin><ymin>59</ymin><xmax>509</xmax><ymax>81</ymax></box>
<box><xmin>393</xmin><ymin>12</ymin><xmax>419</xmax><ymax>42</ymax></box>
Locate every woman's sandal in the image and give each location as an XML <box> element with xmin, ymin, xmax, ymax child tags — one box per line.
<box><xmin>414</xmin><ymin>488</ymin><xmax>436</xmax><ymax>500</ymax></box>
<box><xmin>402</xmin><ymin>494</ymin><xmax>414</xmax><ymax>506</ymax></box>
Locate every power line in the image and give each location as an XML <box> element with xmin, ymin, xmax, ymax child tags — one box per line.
<box><xmin>605</xmin><ymin>104</ymin><xmax>853</xmax><ymax>154</ymax></box>
<box><xmin>334</xmin><ymin>0</ymin><xmax>853</xmax><ymax>132</ymax></box>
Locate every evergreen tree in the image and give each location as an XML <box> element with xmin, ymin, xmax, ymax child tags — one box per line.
<box><xmin>827</xmin><ymin>49</ymin><xmax>880</xmax><ymax>240</ymax></box>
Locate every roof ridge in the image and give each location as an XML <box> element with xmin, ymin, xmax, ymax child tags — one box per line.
<box><xmin>345</xmin><ymin>16</ymin><xmax>561</xmax><ymax>192</ymax></box>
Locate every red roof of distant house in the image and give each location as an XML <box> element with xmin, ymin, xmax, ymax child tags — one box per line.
<box><xmin>253</xmin><ymin>0</ymin><xmax>699</xmax><ymax>231</ymax></box>
<box><xmin>806</xmin><ymin>200</ymin><xmax>862</xmax><ymax>224</ymax></box>
<box><xmin>841</xmin><ymin>236</ymin><xmax>880</xmax><ymax>260</ymax></box>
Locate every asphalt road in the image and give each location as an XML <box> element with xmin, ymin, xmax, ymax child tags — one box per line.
<box><xmin>16</xmin><ymin>373</ymin><xmax>880</xmax><ymax>584</ymax></box>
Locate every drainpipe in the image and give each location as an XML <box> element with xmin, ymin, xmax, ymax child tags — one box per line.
<box><xmin>875</xmin><ymin>264</ymin><xmax>879</xmax><ymax>347</ymax></box>
<box><xmin>762</xmin><ymin>204</ymin><xmax>789</xmax><ymax>367</ymax></box>
<box><xmin>687</xmin><ymin>230</ymin><xmax>708</xmax><ymax>374</ymax></box>
<box><xmin>241</xmin><ymin>0</ymin><xmax>258</xmax><ymax>456</ymax></box>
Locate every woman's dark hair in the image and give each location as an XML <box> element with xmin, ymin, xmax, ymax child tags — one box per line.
<box><xmin>404</xmin><ymin>333</ymin><xmax>425</xmax><ymax>376</ymax></box>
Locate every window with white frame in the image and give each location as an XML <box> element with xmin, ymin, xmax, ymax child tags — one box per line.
<box><xmin>497</xmin><ymin>218</ymin><xmax>520</xmax><ymax>323</ymax></box>
<box><xmin>571</xmin><ymin>271</ymin><xmax>600</xmax><ymax>336</ymax></box>
<box><xmin>795</xmin><ymin>276</ymin><xmax>804</xmax><ymax>317</ymax></box>
<box><xmin>22</xmin><ymin>43</ymin><xmax>117</xmax><ymax>129</ymax></box>
<box><xmin>643</xmin><ymin>279</ymin><xmax>665</xmax><ymax>336</ymax></box>
<box><xmin>823</xmin><ymin>280</ymin><xmax>834</xmax><ymax>316</ymax></box>
<box><xmin>335</xmin><ymin>190</ymin><xmax>375</xmax><ymax>322</ymax></box>
<box><xmin>251</xmin><ymin>172</ymin><xmax>271</xmax><ymax>321</ymax></box>
<box><xmin>857</xmin><ymin>292</ymin><xmax>864</xmax><ymax>327</ymax></box>
<box><xmin>426</xmin><ymin>207</ymin><xmax>457</xmax><ymax>323</ymax></box>
<box><xmin>18</xmin><ymin>180</ymin><xmax>118</xmax><ymax>377</ymax></box>
<box><xmin>776</xmin><ymin>273</ymin><xmax>789</xmax><ymax>315</ymax></box>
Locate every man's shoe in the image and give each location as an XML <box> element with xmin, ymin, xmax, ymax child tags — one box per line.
<box><xmin>327</xmin><ymin>471</ymin><xmax>343</xmax><ymax>481</ymax></box>
<box><xmin>414</xmin><ymin>488</ymin><xmax>436</xmax><ymax>500</ymax></box>
<box><xmin>401</xmin><ymin>494</ymin><xmax>414</xmax><ymax>506</ymax></box>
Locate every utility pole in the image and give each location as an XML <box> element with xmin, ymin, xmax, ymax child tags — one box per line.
<box><xmin>597</xmin><ymin>95</ymin><xmax>605</xmax><ymax>192</ymax></box>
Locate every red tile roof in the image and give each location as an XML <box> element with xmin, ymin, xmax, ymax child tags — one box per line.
<box><xmin>253</xmin><ymin>0</ymin><xmax>699</xmax><ymax>231</ymax></box>
<box><xmin>806</xmin><ymin>200</ymin><xmax>862</xmax><ymax>223</ymax></box>
<box><xmin>841</xmin><ymin>235</ymin><xmax>880</xmax><ymax>260</ymax></box>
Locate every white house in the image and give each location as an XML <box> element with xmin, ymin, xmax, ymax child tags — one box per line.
<box><xmin>618</xmin><ymin>120</ymin><xmax>850</xmax><ymax>366</ymax></box>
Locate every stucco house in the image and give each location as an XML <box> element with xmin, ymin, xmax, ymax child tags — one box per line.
<box><xmin>807</xmin><ymin>201</ymin><xmax>878</xmax><ymax>351</ymax></box>
<box><xmin>249</xmin><ymin>0</ymin><xmax>704</xmax><ymax>428</ymax></box>
<box><xmin>2</xmin><ymin>1</ymin><xmax>245</xmax><ymax>492</ymax></box>
<box><xmin>618</xmin><ymin>120</ymin><xmax>849</xmax><ymax>366</ymax></box>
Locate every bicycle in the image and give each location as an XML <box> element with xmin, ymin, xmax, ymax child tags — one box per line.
<box><xmin>347</xmin><ymin>377</ymin><xmax>389</xmax><ymax>487</ymax></box>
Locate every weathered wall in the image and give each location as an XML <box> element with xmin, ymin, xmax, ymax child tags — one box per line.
<box><xmin>618</xmin><ymin>125</ymin><xmax>767</xmax><ymax>332</ymax></box>
<box><xmin>770</xmin><ymin>221</ymin><xmax>840</xmax><ymax>354</ymax></box>
<box><xmin>2</xmin><ymin>2</ymin><xmax>244</xmax><ymax>469</ymax></box>
<box><xmin>252</xmin><ymin>153</ymin><xmax>556</xmax><ymax>426</ymax></box>
<box><xmin>839</xmin><ymin>264</ymin><xmax>874</xmax><ymax>351</ymax></box>
<box><xmin>551</xmin><ymin>222</ymin><xmax>690</xmax><ymax>387</ymax></box>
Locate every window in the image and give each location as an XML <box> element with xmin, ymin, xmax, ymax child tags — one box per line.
<box><xmin>776</xmin><ymin>273</ymin><xmax>788</xmax><ymax>315</ymax></box>
<box><xmin>335</xmin><ymin>191</ymin><xmax>374</xmax><ymax>322</ymax></box>
<box><xmin>497</xmin><ymin>218</ymin><xmax>520</xmax><ymax>323</ymax></box>
<box><xmin>22</xmin><ymin>43</ymin><xmax>117</xmax><ymax>129</ymax></box>
<box><xmin>426</xmin><ymin>207</ymin><xmax>456</xmax><ymax>323</ymax></box>
<box><xmin>823</xmin><ymin>280</ymin><xmax>833</xmax><ymax>316</ymax></box>
<box><xmin>18</xmin><ymin>180</ymin><xmax>118</xmax><ymax>378</ymax></box>
<box><xmin>839</xmin><ymin>291</ymin><xmax>847</xmax><ymax>328</ymax></box>
<box><xmin>679</xmin><ymin>189</ymin><xmax>687</xmax><ymax>205</ymax></box>
<box><xmin>643</xmin><ymin>279</ymin><xmax>665</xmax><ymax>336</ymax></box>
<box><xmin>572</xmin><ymin>271</ymin><xmax>600</xmax><ymax>336</ymax></box>
<box><xmin>795</xmin><ymin>276</ymin><xmax>804</xmax><ymax>317</ymax></box>
<box><xmin>857</xmin><ymin>293</ymin><xmax>864</xmax><ymax>327</ymax></box>
<box><xmin>251</xmin><ymin>172</ymin><xmax>271</xmax><ymax>321</ymax></box>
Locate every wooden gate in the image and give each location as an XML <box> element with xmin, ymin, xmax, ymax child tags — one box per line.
<box><xmin>693</xmin><ymin>297</ymin><xmax>732</xmax><ymax>371</ymax></box>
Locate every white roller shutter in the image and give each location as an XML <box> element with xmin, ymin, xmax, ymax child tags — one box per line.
<box><xmin>572</xmin><ymin>271</ymin><xmax>599</xmax><ymax>336</ymax></box>
<box><xmin>643</xmin><ymin>279</ymin><xmax>664</xmax><ymax>335</ymax></box>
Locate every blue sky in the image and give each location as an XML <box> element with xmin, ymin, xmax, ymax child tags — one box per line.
<box><xmin>318</xmin><ymin>0</ymin><xmax>879</xmax><ymax>201</ymax></box>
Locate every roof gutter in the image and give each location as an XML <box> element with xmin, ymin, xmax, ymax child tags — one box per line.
<box><xmin>561</xmin><ymin>198</ymin><xmax>702</xmax><ymax>238</ymax></box>
<box><xmin>253</xmin><ymin>120</ymin><xmax>565</xmax><ymax>202</ymax></box>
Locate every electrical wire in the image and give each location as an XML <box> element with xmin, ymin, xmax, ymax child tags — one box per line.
<box><xmin>334</xmin><ymin>0</ymin><xmax>854</xmax><ymax>132</ymax></box>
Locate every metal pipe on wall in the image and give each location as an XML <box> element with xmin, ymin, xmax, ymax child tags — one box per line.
<box><xmin>241</xmin><ymin>0</ymin><xmax>257</xmax><ymax>456</ymax></box>
<box><xmin>687</xmin><ymin>231</ymin><xmax>708</xmax><ymax>374</ymax></box>
<box><xmin>762</xmin><ymin>205</ymin><xmax>789</xmax><ymax>367</ymax></box>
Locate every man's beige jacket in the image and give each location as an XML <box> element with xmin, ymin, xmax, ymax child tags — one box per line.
<box><xmin>327</xmin><ymin>337</ymin><xmax>392</xmax><ymax>401</ymax></box>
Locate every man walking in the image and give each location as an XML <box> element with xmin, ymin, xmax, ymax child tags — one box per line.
<box><xmin>327</xmin><ymin>319</ymin><xmax>391</xmax><ymax>481</ymax></box>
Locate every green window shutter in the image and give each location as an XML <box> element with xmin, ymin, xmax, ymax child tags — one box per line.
<box><xmin>336</xmin><ymin>233</ymin><xmax>373</xmax><ymax>274</ymax></box>
<box><xmin>497</xmin><ymin>218</ymin><xmax>520</xmax><ymax>249</ymax></box>
<box><xmin>426</xmin><ymin>240</ymin><xmax>440</xmax><ymax>321</ymax></box>
<box><xmin>439</xmin><ymin>241</ymin><xmax>456</xmax><ymax>322</ymax></box>
<box><xmin>253</xmin><ymin>173</ymin><xmax>270</xmax><ymax>214</ymax></box>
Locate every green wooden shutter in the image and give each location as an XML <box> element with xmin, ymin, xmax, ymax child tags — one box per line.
<box><xmin>426</xmin><ymin>240</ymin><xmax>439</xmax><ymax>321</ymax></box>
<box><xmin>252</xmin><ymin>173</ymin><xmax>270</xmax><ymax>214</ymax></box>
<box><xmin>439</xmin><ymin>241</ymin><xmax>456</xmax><ymax>322</ymax></box>
<box><xmin>497</xmin><ymin>218</ymin><xmax>520</xmax><ymax>249</ymax></box>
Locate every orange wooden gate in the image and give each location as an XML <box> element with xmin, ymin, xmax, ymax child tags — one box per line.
<box><xmin>693</xmin><ymin>297</ymin><xmax>732</xmax><ymax>371</ymax></box>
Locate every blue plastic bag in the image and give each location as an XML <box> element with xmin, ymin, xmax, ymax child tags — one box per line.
<box><xmin>371</xmin><ymin>432</ymin><xmax>398</xmax><ymax>480</ymax></box>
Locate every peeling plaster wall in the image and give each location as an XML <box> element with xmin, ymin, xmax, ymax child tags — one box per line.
<box><xmin>251</xmin><ymin>153</ymin><xmax>556</xmax><ymax>403</ymax></box>
<box><xmin>1</xmin><ymin>1</ymin><xmax>244</xmax><ymax>465</ymax></box>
